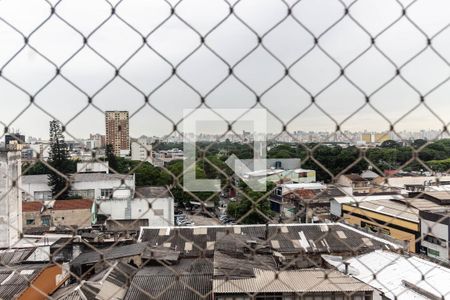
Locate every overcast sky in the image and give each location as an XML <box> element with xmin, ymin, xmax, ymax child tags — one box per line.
<box><xmin>0</xmin><ymin>0</ymin><xmax>449</xmax><ymax>140</ymax></box>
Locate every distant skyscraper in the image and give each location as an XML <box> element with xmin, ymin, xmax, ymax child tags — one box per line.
<box><xmin>105</xmin><ymin>111</ymin><xmax>130</xmax><ymax>156</ymax></box>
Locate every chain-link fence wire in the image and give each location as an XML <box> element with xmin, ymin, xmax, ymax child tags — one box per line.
<box><xmin>0</xmin><ymin>0</ymin><xmax>450</xmax><ymax>298</ymax></box>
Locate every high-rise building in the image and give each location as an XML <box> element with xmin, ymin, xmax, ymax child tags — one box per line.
<box><xmin>105</xmin><ymin>111</ymin><xmax>130</xmax><ymax>156</ymax></box>
<box><xmin>0</xmin><ymin>150</ymin><xmax>22</xmax><ymax>248</ymax></box>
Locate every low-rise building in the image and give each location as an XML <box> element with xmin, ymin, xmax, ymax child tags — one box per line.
<box><xmin>76</xmin><ymin>161</ymin><xmax>109</xmax><ymax>174</ymax></box>
<box><xmin>336</xmin><ymin>174</ymin><xmax>371</xmax><ymax>194</ymax></box>
<box><xmin>131</xmin><ymin>140</ymin><xmax>152</xmax><ymax>163</ymax></box>
<box><xmin>373</xmin><ymin>175</ymin><xmax>450</xmax><ymax>192</ymax></box>
<box><xmin>269</xmin><ymin>183</ymin><xmax>332</xmax><ymax>221</ymax></box>
<box><xmin>333</xmin><ymin>195</ymin><xmax>450</xmax><ymax>253</ymax></box>
<box><xmin>97</xmin><ymin>186</ymin><xmax>174</xmax><ymax>227</ymax></box>
<box><xmin>22</xmin><ymin>199</ymin><xmax>94</xmax><ymax>230</ymax></box>
<box><xmin>419</xmin><ymin>209</ymin><xmax>450</xmax><ymax>261</ymax></box>
<box><xmin>22</xmin><ymin>173</ymin><xmax>135</xmax><ymax>201</ymax></box>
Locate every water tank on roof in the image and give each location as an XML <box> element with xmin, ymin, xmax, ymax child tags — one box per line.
<box><xmin>113</xmin><ymin>189</ymin><xmax>131</xmax><ymax>199</ymax></box>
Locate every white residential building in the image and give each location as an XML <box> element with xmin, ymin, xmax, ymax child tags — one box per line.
<box><xmin>0</xmin><ymin>151</ymin><xmax>22</xmax><ymax>248</ymax></box>
<box><xmin>131</xmin><ymin>141</ymin><xmax>152</xmax><ymax>163</ymax></box>
<box><xmin>28</xmin><ymin>143</ymin><xmax>50</xmax><ymax>160</ymax></box>
<box><xmin>97</xmin><ymin>186</ymin><xmax>174</xmax><ymax>227</ymax></box>
<box><xmin>22</xmin><ymin>173</ymin><xmax>135</xmax><ymax>201</ymax></box>
<box><xmin>77</xmin><ymin>162</ymin><xmax>109</xmax><ymax>174</ymax></box>
<box><xmin>419</xmin><ymin>209</ymin><xmax>450</xmax><ymax>262</ymax></box>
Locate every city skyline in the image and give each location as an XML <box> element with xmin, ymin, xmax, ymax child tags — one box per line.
<box><xmin>0</xmin><ymin>0</ymin><xmax>449</xmax><ymax>139</ymax></box>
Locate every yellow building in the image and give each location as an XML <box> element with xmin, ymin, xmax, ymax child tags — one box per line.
<box><xmin>361</xmin><ymin>132</ymin><xmax>390</xmax><ymax>144</ymax></box>
<box><xmin>342</xmin><ymin>199</ymin><xmax>420</xmax><ymax>252</ymax></box>
<box><xmin>374</xmin><ymin>132</ymin><xmax>390</xmax><ymax>143</ymax></box>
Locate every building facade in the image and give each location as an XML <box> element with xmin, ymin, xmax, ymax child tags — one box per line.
<box><xmin>419</xmin><ymin>209</ymin><xmax>450</xmax><ymax>262</ymax></box>
<box><xmin>22</xmin><ymin>173</ymin><xmax>135</xmax><ymax>201</ymax></box>
<box><xmin>0</xmin><ymin>151</ymin><xmax>22</xmax><ymax>248</ymax></box>
<box><xmin>105</xmin><ymin>111</ymin><xmax>130</xmax><ymax>156</ymax></box>
<box><xmin>97</xmin><ymin>186</ymin><xmax>174</xmax><ymax>227</ymax></box>
<box><xmin>22</xmin><ymin>199</ymin><xmax>94</xmax><ymax>229</ymax></box>
<box><xmin>131</xmin><ymin>140</ymin><xmax>152</xmax><ymax>163</ymax></box>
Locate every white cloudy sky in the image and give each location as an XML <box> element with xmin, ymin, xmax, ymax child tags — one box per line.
<box><xmin>0</xmin><ymin>0</ymin><xmax>449</xmax><ymax>140</ymax></box>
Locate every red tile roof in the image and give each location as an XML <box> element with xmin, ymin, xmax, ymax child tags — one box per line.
<box><xmin>22</xmin><ymin>199</ymin><xmax>93</xmax><ymax>212</ymax></box>
<box><xmin>53</xmin><ymin>199</ymin><xmax>93</xmax><ymax>210</ymax></box>
<box><xmin>22</xmin><ymin>201</ymin><xmax>43</xmax><ymax>212</ymax></box>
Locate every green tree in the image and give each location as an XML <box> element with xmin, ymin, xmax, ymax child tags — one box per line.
<box><xmin>227</xmin><ymin>182</ymin><xmax>275</xmax><ymax>224</ymax></box>
<box><xmin>105</xmin><ymin>144</ymin><xmax>118</xmax><ymax>172</ymax></box>
<box><xmin>23</xmin><ymin>161</ymin><xmax>49</xmax><ymax>175</ymax></box>
<box><xmin>48</xmin><ymin>120</ymin><xmax>71</xmax><ymax>199</ymax></box>
<box><xmin>380</xmin><ymin>140</ymin><xmax>400</xmax><ymax>148</ymax></box>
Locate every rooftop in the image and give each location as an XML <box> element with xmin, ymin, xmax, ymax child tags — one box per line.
<box><xmin>139</xmin><ymin>223</ymin><xmax>402</xmax><ymax>257</ymax></box>
<box><xmin>124</xmin><ymin>259</ymin><xmax>213</xmax><ymax>300</ymax></box>
<box><xmin>346</xmin><ymin>199</ymin><xmax>419</xmax><ymax>223</ymax></box>
<box><xmin>346</xmin><ymin>250</ymin><xmax>450</xmax><ymax>300</ymax></box>
<box><xmin>332</xmin><ymin>194</ymin><xmax>405</xmax><ymax>205</ymax></box>
<box><xmin>213</xmin><ymin>268</ymin><xmax>373</xmax><ymax>294</ymax></box>
<box><xmin>343</xmin><ymin>174</ymin><xmax>367</xmax><ymax>182</ymax></box>
<box><xmin>22</xmin><ymin>199</ymin><xmax>93</xmax><ymax>212</ymax></box>
<box><xmin>0</xmin><ymin>264</ymin><xmax>53</xmax><ymax>299</ymax></box>
<box><xmin>135</xmin><ymin>186</ymin><xmax>171</xmax><ymax>198</ymax></box>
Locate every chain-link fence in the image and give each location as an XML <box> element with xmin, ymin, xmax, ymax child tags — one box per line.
<box><xmin>0</xmin><ymin>0</ymin><xmax>450</xmax><ymax>299</ymax></box>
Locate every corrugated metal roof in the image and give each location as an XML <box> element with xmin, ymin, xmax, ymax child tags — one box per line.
<box><xmin>124</xmin><ymin>259</ymin><xmax>213</xmax><ymax>300</ymax></box>
<box><xmin>0</xmin><ymin>263</ymin><xmax>50</xmax><ymax>299</ymax></box>
<box><xmin>213</xmin><ymin>268</ymin><xmax>373</xmax><ymax>293</ymax></box>
<box><xmin>347</xmin><ymin>250</ymin><xmax>450</xmax><ymax>300</ymax></box>
<box><xmin>139</xmin><ymin>223</ymin><xmax>401</xmax><ymax>257</ymax></box>
<box><xmin>71</xmin><ymin>243</ymin><xmax>148</xmax><ymax>266</ymax></box>
<box><xmin>353</xmin><ymin>199</ymin><xmax>419</xmax><ymax>223</ymax></box>
<box><xmin>333</xmin><ymin>195</ymin><xmax>405</xmax><ymax>204</ymax></box>
<box><xmin>0</xmin><ymin>248</ymin><xmax>35</xmax><ymax>265</ymax></box>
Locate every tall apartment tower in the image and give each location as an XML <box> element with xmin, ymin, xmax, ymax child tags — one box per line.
<box><xmin>0</xmin><ymin>150</ymin><xmax>22</xmax><ymax>248</ymax></box>
<box><xmin>105</xmin><ymin>111</ymin><xmax>130</xmax><ymax>156</ymax></box>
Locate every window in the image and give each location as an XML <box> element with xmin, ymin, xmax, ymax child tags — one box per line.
<box><xmin>424</xmin><ymin>235</ymin><xmax>447</xmax><ymax>248</ymax></box>
<box><xmin>101</xmin><ymin>189</ymin><xmax>113</xmax><ymax>199</ymax></box>
<box><xmin>275</xmin><ymin>188</ymin><xmax>282</xmax><ymax>196</ymax></box>
<box><xmin>26</xmin><ymin>219</ymin><xmax>35</xmax><ymax>225</ymax></box>
<box><xmin>428</xmin><ymin>248</ymin><xmax>440</xmax><ymax>257</ymax></box>
<box><xmin>72</xmin><ymin>189</ymin><xmax>95</xmax><ymax>199</ymax></box>
<box><xmin>41</xmin><ymin>215</ymin><xmax>51</xmax><ymax>226</ymax></box>
<box><xmin>34</xmin><ymin>191</ymin><xmax>52</xmax><ymax>200</ymax></box>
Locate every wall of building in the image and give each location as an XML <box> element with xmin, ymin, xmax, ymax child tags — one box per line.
<box><xmin>0</xmin><ymin>151</ymin><xmax>22</xmax><ymax>248</ymax></box>
<box><xmin>343</xmin><ymin>205</ymin><xmax>419</xmax><ymax>252</ymax></box>
<box><xmin>98</xmin><ymin>197</ymin><xmax>174</xmax><ymax>226</ymax></box>
<box><xmin>22</xmin><ymin>175</ymin><xmax>135</xmax><ymax>201</ymax></box>
<box><xmin>72</xmin><ymin>178</ymin><xmax>135</xmax><ymax>200</ymax></box>
<box><xmin>23</xmin><ymin>208</ymin><xmax>92</xmax><ymax>228</ymax></box>
<box><xmin>22</xmin><ymin>181</ymin><xmax>52</xmax><ymax>201</ymax></box>
<box><xmin>77</xmin><ymin>162</ymin><xmax>109</xmax><ymax>173</ymax></box>
<box><xmin>131</xmin><ymin>141</ymin><xmax>152</xmax><ymax>163</ymax></box>
<box><xmin>105</xmin><ymin>111</ymin><xmax>130</xmax><ymax>156</ymax></box>
<box><xmin>420</xmin><ymin>216</ymin><xmax>449</xmax><ymax>261</ymax></box>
